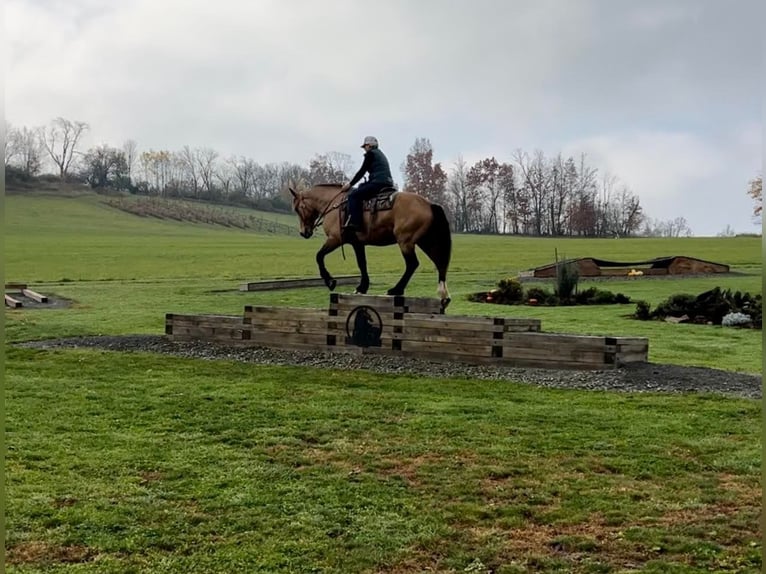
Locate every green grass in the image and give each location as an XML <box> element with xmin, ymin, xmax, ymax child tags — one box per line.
<box><xmin>6</xmin><ymin>349</ymin><xmax>761</xmax><ymax>573</ymax></box>
<box><xmin>4</xmin><ymin>189</ymin><xmax>763</xmax><ymax>573</ymax></box>
<box><xmin>4</xmin><ymin>192</ymin><xmax>762</xmax><ymax>372</ymax></box>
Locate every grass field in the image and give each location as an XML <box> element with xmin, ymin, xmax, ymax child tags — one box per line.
<box><xmin>4</xmin><ymin>190</ymin><xmax>763</xmax><ymax>573</ymax></box>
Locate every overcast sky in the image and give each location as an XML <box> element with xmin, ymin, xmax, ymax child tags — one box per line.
<box><xmin>6</xmin><ymin>0</ymin><xmax>763</xmax><ymax>236</ymax></box>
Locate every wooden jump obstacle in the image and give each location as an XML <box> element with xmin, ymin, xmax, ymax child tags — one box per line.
<box><xmin>166</xmin><ymin>294</ymin><xmax>648</xmax><ymax>370</ymax></box>
<box><xmin>239</xmin><ymin>276</ymin><xmax>361</xmax><ymax>292</ymax></box>
<box><xmin>5</xmin><ymin>283</ymin><xmax>49</xmax><ymax>308</ymax></box>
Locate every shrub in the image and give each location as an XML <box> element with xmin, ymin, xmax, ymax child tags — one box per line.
<box><xmin>574</xmin><ymin>287</ymin><xmax>631</xmax><ymax>305</ymax></box>
<box><xmin>525</xmin><ymin>286</ymin><xmax>553</xmax><ymax>305</ymax></box>
<box><xmin>634</xmin><ymin>300</ymin><xmax>651</xmax><ymax>320</ymax></box>
<box><xmin>494</xmin><ymin>278</ymin><xmax>524</xmax><ymax>304</ymax></box>
<box><xmin>555</xmin><ymin>260</ymin><xmax>580</xmax><ymax>303</ymax></box>
<box><xmin>634</xmin><ymin>288</ymin><xmax>762</xmax><ymax>329</ymax></box>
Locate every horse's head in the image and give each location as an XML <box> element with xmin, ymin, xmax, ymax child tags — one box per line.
<box><xmin>290</xmin><ymin>187</ymin><xmax>317</xmax><ymax>239</ymax></box>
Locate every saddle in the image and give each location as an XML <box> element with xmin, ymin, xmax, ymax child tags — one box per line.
<box><xmin>362</xmin><ymin>187</ymin><xmax>397</xmax><ymax>213</ymax></box>
<box><xmin>341</xmin><ymin>187</ymin><xmax>397</xmax><ymax>226</ymax></box>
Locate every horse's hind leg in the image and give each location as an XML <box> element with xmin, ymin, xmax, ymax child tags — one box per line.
<box><xmin>387</xmin><ymin>246</ymin><xmax>419</xmax><ymax>296</ymax></box>
<box><xmin>351</xmin><ymin>242</ymin><xmax>370</xmax><ymax>294</ymax></box>
<box><xmin>417</xmin><ymin>239</ymin><xmax>451</xmax><ymax>309</ymax></box>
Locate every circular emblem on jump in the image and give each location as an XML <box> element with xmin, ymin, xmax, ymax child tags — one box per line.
<box><xmin>345</xmin><ymin>305</ymin><xmax>383</xmax><ymax>347</ymax></box>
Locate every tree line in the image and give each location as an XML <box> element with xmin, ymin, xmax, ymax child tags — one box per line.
<box><xmin>6</xmin><ymin>117</ymin><xmax>759</xmax><ymax>237</ymax></box>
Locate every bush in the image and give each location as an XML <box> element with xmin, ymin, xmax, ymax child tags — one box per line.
<box><xmin>634</xmin><ymin>288</ymin><xmax>762</xmax><ymax>329</ymax></box>
<box><xmin>525</xmin><ymin>286</ymin><xmax>553</xmax><ymax>305</ymax></box>
<box><xmin>634</xmin><ymin>300</ymin><xmax>651</xmax><ymax>320</ymax></box>
<box><xmin>574</xmin><ymin>287</ymin><xmax>631</xmax><ymax>305</ymax></box>
<box><xmin>494</xmin><ymin>278</ymin><xmax>525</xmax><ymax>304</ymax></box>
<box><xmin>555</xmin><ymin>260</ymin><xmax>579</xmax><ymax>303</ymax></box>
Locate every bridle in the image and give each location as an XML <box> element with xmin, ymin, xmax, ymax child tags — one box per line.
<box><xmin>303</xmin><ymin>189</ymin><xmax>346</xmax><ymax>233</ymax></box>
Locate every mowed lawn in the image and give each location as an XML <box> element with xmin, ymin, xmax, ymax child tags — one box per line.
<box><xmin>4</xmin><ymin>191</ymin><xmax>763</xmax><ymax>573</ymax></box>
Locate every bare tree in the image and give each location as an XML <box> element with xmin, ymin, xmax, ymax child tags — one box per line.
<box><xmin>308</xmin><ymin>151</ymin><xmax>352</xmax><ymax>185</ymax></box>
<box><xmin>215</xmin><ymin>160</ymin><xmax>234</xmax><ymax>198</ymax></box>
<box><xmin>14</xmin><ymin>126</ymin><xmax>45</xmax><ymax>176</ymax></box>
<box><xmin>122</xmin><ymin>139</ymin><xmax>138</xmax><ymax>183</ymax></box>
<box><xmin>196</xmin><ymin>147</ymin><xmax>219</xmax><ymax>197</ymax></box>
<box><xmin>39</xmin><ymin>117</ymin><xmax>90</xmax><ymax>179</ymax></box>
<box><xmin>446</xmin><ymin>156</ymin><xmax>471</xmax><ymax>232</ymax></box>
<box><xmin>514</xmin><ymin>149</ymin><xmax>549</xmax><ymax>235</ymax></box>
<box><xmin>5</xmin><ymin>120</ymin><xmax>19</xmax><ymax>166</ymax></box>
<box><xmin>179</xmin><ymin>146</ymin><xmax>202</xmax><ymax>197</ymax></box>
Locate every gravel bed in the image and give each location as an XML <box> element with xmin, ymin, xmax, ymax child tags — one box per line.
<box><xmin>16</xmin><ymin>335</ymin><xmax>761</xmax><ymax>399</ymax></box>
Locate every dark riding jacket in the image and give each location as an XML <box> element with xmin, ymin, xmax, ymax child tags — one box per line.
<box><xmin>349</xmin><ymin>148</ymin><xmax>393</xmax><ymax>187</ymax></box>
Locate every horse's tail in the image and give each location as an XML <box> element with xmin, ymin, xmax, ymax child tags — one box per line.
<box><xmin>419</xmin><ymin>203</ymin><xmax>452</xmax><ymax>281</ymax></box>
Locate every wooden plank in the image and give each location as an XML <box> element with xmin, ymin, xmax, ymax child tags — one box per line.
<box><xmin>21</xmin><ymin>288</ymin><xmax>48</xmax><ymax>303</ymax></box>
<box><xmin>5</xmin><ymin>294</ymin><xmax>22</xmax><ymax>308</ymax></box>
<box><xmin>400</xmin><ymin>340</ymin><xmax>495</xmax><ymax>358</ymax></box>
<box><xmin>168</xmin><ymin>326</ymin><xmax>247</xmax><ymax>341</ymax></box>
<box><xmin>244</xmin><ymin>306</ymin><xmax>326</xmax><ymax>317</ymax></box>
<box><xmin>249</xmin><ymin>332</ymin><xmax>328</xmax><ymax>347</ymax></box>
<box><xmin>5</xmin><ymin>282</ymin><xmax>27</xmax><ymax>290</ymax></box>
<box><xmin>502</xmin><ymin>347</ymin><xmax>609</xmax><ymax>365</ymax></box>
<box><xmin>330</xmin><ymin>293</ymin><xmax>443</xmax><ymax>313</ymax></box>
<box><xmin>167</xmin><ymin>315</ymin><xmax>244</xmax><ymax>326</ymax></box>
<box><xmin>239</xmin><ymin>275</ymin><xmax>360</xmax><ymax>291</ymax></box>
<box><xmin>396</xmin><ymin>326</ymin><xmax>503</xmax><ymax>340</ymax></box>
<box><xmin>398</xmin><ymin>350</ymin><xmax>501</xmax><ymax>365</ymax></box>
<box><xmin>503</xmin><ymin>333</ymin><xmax>607</xmax><ymax>350</ymax></box>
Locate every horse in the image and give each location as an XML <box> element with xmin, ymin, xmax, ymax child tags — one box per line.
<box><xmin>289</xmin><ymin>183</ymin><xmax>452</xmax><ymax>309</ymax></box>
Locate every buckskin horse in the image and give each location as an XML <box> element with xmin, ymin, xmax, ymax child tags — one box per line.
<box><xmin>289</xmin><ymin>184</ymin><xmax>452</xmax><ymax>309</ymax></box>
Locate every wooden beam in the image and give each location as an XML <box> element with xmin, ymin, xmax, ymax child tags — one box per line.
<box><xmin>22</xmin><ymin>288</ymin><xmax>48</xmax><ymax>303</ymax></box>
<box><xmin>5</xmin><ymin>294</ymin><xmax>22</xmax><ymax>308</ymax></box>
<box><xmin>239</xmin><ymin>276</ymin><xmax>360</xmax><ymax>292</ymax></box>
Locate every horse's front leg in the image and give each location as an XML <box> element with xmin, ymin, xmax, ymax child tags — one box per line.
<box><xmin>316</xmin><ymin>240</ymin><xmax>340</xmax><ymax>291</ymax></box>
<box><xmin>351</xmin><ymin>242</ymin><xmax>370</xmax><ymax>294</ymax></box>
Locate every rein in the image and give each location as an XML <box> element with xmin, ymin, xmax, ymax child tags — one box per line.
<box><xmin>311</xmin><ymin>189</ymin><xmax>346</xmax><ymax>232</ymax></box>
<box><xmin>308</xmin><ymin>188</ymin><xmax>349</xmax><ymax>260</ymax></box>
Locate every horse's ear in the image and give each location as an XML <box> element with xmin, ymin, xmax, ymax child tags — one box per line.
<box><xmin>289</xmin><ymin>187</ymin><xmax>297</xmax><ymax>198</ymax></box>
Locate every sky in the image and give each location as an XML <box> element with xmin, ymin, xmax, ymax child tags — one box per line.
<box><xmin>5</xmin><ymin>0</ymin><xmax>763</xmax><ymax>236</ymax></box>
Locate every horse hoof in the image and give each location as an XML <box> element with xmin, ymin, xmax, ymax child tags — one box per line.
<box><xmin>441</xmin><ymin>297</ymin><xmax>451</xmax><ymax>310</ymax></box>
<box><xmin>354</xmin><ymin>288</ymin><xmax>368</xmax><ymax>295</ymax></box>
<box><xmin>327</xmin><ymin>279</ymin><xmax>337</xmax><ymax>291</ymax></box>
<box><xmin>386</xmin><ymin>288</ymin><xmax>403</xmax><ymax>296</ymax></box>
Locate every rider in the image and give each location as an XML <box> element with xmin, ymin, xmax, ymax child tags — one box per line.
<box><xmin>340</xmin><ymin>136</ymin><xmax>394</xmax><ymax>234</ymax></box>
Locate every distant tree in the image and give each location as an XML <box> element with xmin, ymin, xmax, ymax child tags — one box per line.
<box><xmin>717</xmin><ymin>224</ymin><xmax>736</xmax><ymax>237</ymax></box>
<box><xmin>513</xmin><ymin>149</ymin><xmax>549</xmax><ymax>235</ymax></box>
<box><xmin>641</xmin><ymin>216</ymin><xmax>693</xmax><ymax>238</ymax></box>
<box><xmin>402</xmin><ymin>137</ymin><xmax>447</xmax><ymax>204</ymax></box>
<box><xmin>39</xmin><ymin>117</ymin><xmax>89</xmax><ymax>179</ymax></box>
<box><xmin>467</xmin><ymin>157</ymin><xmax>503</xmax><ymax>233</ymax></box>
<box><xmin>5</xmin><ymin>120</ymin><xmax>19</xmax><ymax>166</ymax></box>
<box><xmin>122</xmin><ymin>139</ymin><xmax>138</xmax><ymax>183</ymax></box>
<box><xmin>196</xmin><ymin>147</ymin><xmax>219</xmax><ymax>197</ymax></box>
<box><xmin>81</xmin><ymin>145</ymin><xmax>129</xmax><ymax>189</ymax></box>
<box><xmin>308</xmin><ymin>152</ymin><xmax>353</xmax><ymax>185</ymax></box>
<box><xmin>12</xmin><ymin>126</ymin><xmax>44</xmax><ymax>177</ymax></box>
<box><xmin>446</xmin><ymin>156</ymin><xmax>484</xmax><ymax>232</ymax></box>
<box><xmin>747</xmin><ymin>173</ymin><xmax>762</xmax><ymax>223</ymax></box>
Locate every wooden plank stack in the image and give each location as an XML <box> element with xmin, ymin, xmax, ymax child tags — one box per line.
<box><xmin>164</xmin><ymin>294</ymin><xmax>648</xmax><ymax>370</ymax></box>
<box><xmin>165</xmin><ymin>313</ymin><xmax>250</xmax><ymax>343</ymax></box>
<box><xmin>243</xmin><ymin>305</ymin><xmax>329</xmax><ymax>350</ymax></box>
